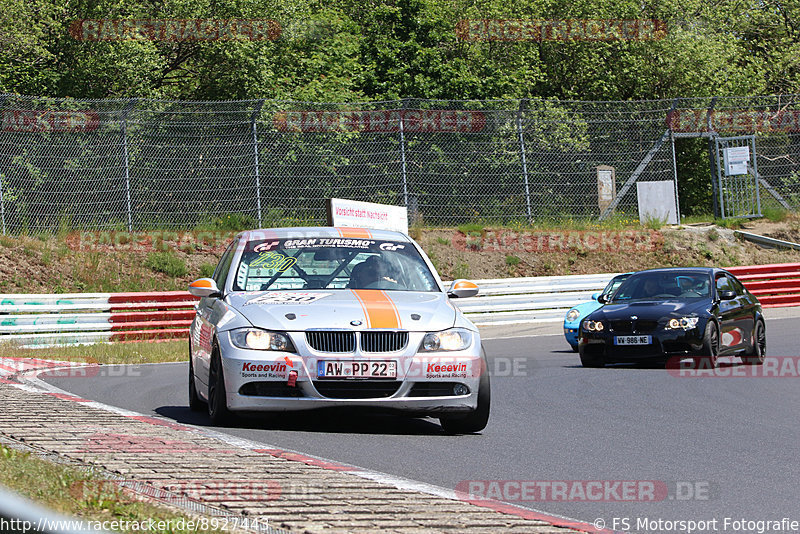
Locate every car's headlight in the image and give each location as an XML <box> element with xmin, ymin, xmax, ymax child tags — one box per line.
<box><xmin>420</xmin><ymin>328</ymin><xmax>473</xmax><ymax>352</ymax></box>
<box><xmin>565</xmin><ymin>309</ymin><xmax>580</xmax><ymax>322</ymax></box>
<box><xmin>666</xmin><ymin>317</ymin><xmax>700</xmax><ymax>330</ymax></box>
<box><xmin>230</xmin><ymin>329</ymin><xmax>295</xmax><ymax>351</ymax></box>
<box><xmin>583</xmin><ymin>320</ymin><xmax>604</xmax><ymax>332</ymax></box>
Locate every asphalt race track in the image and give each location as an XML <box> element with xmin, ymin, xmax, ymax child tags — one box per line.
<box><xmin>43</xmin><ymin>317</ymin><xmax>800</xmax><ymax>532</ymax></box>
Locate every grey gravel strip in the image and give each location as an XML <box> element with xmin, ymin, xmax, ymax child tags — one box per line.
<box><xmin>0</xmin><ymin>374</ymin><xmax>583</xmax><ymax>534</ymax></box>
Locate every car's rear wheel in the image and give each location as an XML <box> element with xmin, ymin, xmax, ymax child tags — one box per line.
<box><xmin>439</xmin><ymin>360</ymin><xmax>490</xmax><ymax>434</ymax></box>
<box><xmin>697</xmin><ymin>321</ymin><xmax>719</xmax><ymax>368</ymax></box>
<box><xmin>188</xmin><ymin>352</ymin><xmax>204</xmax><ymax>412</ymax></box>
<box><xmin>208</xmin><ymin>345</ymin><xmax>233</xmax><ymax>425</ymax></box>
<box><xmin>742</xmin><ymin>319</ymin><xmax>766</xmax><ymax>365</ymax></box>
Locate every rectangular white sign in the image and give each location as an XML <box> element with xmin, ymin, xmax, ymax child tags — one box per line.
<box><xmin>327</xmin><ymin>198</ymin><xmax>409</xmax><ymax>234</ymax></box>
<box><xmin>637</xmin><ymin>181</ymin><xmax>678</xmax><ymax>225</ymax></box>
<box><xmin>723</xmin><ymin>146</ymin><xmax>750</xmax><ymax>176</ymax></box>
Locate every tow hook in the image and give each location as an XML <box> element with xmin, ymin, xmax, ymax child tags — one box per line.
<box><xmin>287</xmin><ymin>370</ymin><xmax>298</xmax><ymax>387</ymax></box>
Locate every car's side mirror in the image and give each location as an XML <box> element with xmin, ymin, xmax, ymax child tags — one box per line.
<box><xmin>719</xmin><ymin>289</ymin><xmax>736</xmax><ymax>301</ymax></box>
<box><xmin>447</xmin><ymin>279</ymin><xmax>479</xmax><ymax>299</ymax></box>
<box><xmin>189</xmin><ymin>278</ymin><xmax>222</xmax><ymax>298</ymax></box>
<box><xmin>596</xmin><ymin>294</ymin><xmax>607</xmax><ymax>304</ymax></box>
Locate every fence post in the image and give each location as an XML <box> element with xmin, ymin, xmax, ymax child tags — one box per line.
<box><xmin>517</xmin><ymin>99</ymin><xmax>533</xmax><ymax>224</ymax></box>
<box><xmin>707</xmin><ymin>97</ymin><xmax>719</xmax><ymax>218</ymax></box>
<box><xmin>121</xmin><ymin>99</ymin><xmax>137</xmax><ymax>232</ymax></box>
<box><xmin>251</xmin><ymin>100</ymin><xmax>266</xmax><ymax>227</ymax></box>
<box><xmin>398</xmin><ymin>99</ymin><xmax>409</xmax><ymax>209</ymax></box>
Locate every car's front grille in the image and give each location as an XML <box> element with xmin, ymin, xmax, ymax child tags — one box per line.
<box><xmin>610</xmin><ymin>320</ymin><xmax>659</xmax><ymax>333</ymax></box>
<box><xmin>306</xmin><ymin>331</ymin><xmax>355</xmax><ymax>353</ymax></box>
<box><xmin>238</xmin><ymin>382</ymin><xmax>304</xmax><ymax>397</ymax></box>
<box><xmin>305</xmin><ymin>330</ymin><xmax>408</xmax><ymax>353</ymax></box>
<box><xmin>408</xmin><ymin>382</ymin><xmax>465</xmax><ymax>397</ymax></box>
<box><xmin>361</xmin><ymin>331</ymin><xmax>408</xmax><ymax>352</ymax></box>
<box><xmin>312</xmin><ymin>380</ymin><xmax>401</xmax><ymax>399</ymax></box>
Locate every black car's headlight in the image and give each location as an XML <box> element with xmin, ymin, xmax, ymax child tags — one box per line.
<box><xmin>565</xmin><ymin>309</ymin><xmax>581</xmax><ymax>322</ymax></box>
<box><xmin>230</xmin><ymin>329</ymin><xmax>295</xmax><ymax>351</ymax></box>
<box><xmin>583</xmin><ymin>320</ymin><xmax>604</xmax><ymax>332</ymax></box>
<box><xmin>666</xmin><ymin>317</ymin><xmax>700</xmax><ymax>330</ymax></box>
<box><xmin>420</xmin><ymin>328</ymin><xmax>473</xmax><ymax>352</ymax></box>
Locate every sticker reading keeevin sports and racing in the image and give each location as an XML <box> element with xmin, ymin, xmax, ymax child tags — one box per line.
<box><xmin>244</xmin><ymin>292</ymin><xmax>332</xmax><ymax>306</ymax></box>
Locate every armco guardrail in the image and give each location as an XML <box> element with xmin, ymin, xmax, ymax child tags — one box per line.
<box><xmin>0</xmin><ymin>292</ymin><xmax>198</xmax><ymax>347</ymax></box>
<box><xmin>1</xmin><ymin>264</ymin><xmax>799</xmax><ymax>346</ymax></box>
<box><xmin>725</xmin><ymin>263</ymin><xmax>800</xmax><ymax>308</ymax></box>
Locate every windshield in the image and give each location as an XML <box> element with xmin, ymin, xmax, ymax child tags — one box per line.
<box><xmin>601</xmin><ymin>274</ymin><xmax>630</xmax><ymax>300</ymax></box>
<box><xmin>232</xmin><ymin>237</ymin><xmax>439</xmax><ymax>292</ymax></box>
<box><xmin>610</xmin><ymin>272</ymin><xmax>711</xmax><ymax>302</ymax></box>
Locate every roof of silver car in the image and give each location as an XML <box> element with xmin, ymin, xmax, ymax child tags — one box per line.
<box><xmin>238</xmin><ymin>226</ymin><xmax>412</xmax><ymax>242</ymax></box>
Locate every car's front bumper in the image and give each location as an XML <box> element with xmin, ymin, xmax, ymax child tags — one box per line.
<box><xmin>579</xmin><ymin>327</ymin><xmax>705</xmax><ymax>363</ymax></box>
<box><xmin>217</xmin><ymin>330</ymin><xmax>483</xmax><ymax>414</ymax></box>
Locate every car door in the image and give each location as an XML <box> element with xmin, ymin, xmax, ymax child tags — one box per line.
<box><xmin>728</xmin><ymin>273</ymin><xmax>757</xmax><ymax>351</ymax></box>
<box><xmin>715</xmin><ymin>273</ymin><xmax>745</xmax><ymax>354</ymax></box>
<box><xmin>194</xmin><ymin>238</ymin><xmax>237</xmax><ymax>387</ymax></box>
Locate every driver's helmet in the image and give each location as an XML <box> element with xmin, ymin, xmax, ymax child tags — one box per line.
<box><xmin>349</xmin><ymin>255</ymin><xmax>396</xmax><ymax>288</ymax></box>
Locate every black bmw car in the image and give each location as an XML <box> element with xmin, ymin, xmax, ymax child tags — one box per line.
<box><xmin>578</xmin><ymin>268</ymin><xmax>766</xmax><ymax>368</ymax></box>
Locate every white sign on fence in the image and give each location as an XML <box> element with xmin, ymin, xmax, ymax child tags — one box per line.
<box><xmin>636</xmin><ymin>181</ymin><xmax>678</xmax><ymax>224</ymax></box>
<box><xmin>723</xmin><ymin>146</ymin><xmax>750</xmax><ymax>176</ymax></box>
<box><xmin>326</xmin><ymin>198</ymin><xmax>409</xmax><ymax>234</ymax></box>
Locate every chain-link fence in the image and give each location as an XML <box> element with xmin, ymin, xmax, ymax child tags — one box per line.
<box><xmin>0</xmin><ymin>94</ymin><xmax>799</xmax><ymax>233</ymax></box>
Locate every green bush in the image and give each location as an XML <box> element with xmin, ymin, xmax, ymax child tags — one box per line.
<box><xmin>145</xmin><ymin>252</ymin><xmax>187</xmax><ymax>278</ymax></box>
<box><xmin>199</xmin><ymin>262</ymin><xmax>216</xmax><ymax>278</ymax></box>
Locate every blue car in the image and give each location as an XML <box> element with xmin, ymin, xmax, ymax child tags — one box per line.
<box><xmin>563</xmin><ymin>273</ymin><xmax>631</xmax><ymax>352</ymax></box>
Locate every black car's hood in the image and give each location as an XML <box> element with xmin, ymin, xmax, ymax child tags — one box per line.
<box><xmin>590</xmin><ymin>299</ymin><xmax>711</xmax><ymax>321</ymax></box>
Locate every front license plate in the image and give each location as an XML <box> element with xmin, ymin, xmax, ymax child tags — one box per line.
<box><xmin>317</xmin><ymin>360</ymin><xmax>397</xmax><ymax>379</ymax></box>
<box><xmin>614</xmin><ymin>335</ymin><xmax>652</xmax><ymax>346</ymax></box>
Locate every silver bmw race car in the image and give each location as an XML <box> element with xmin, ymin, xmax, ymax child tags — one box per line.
<box><xmin>187</xmin><ymin>227</ymin><xmax>490</xmax><ymax>433</ymax></box>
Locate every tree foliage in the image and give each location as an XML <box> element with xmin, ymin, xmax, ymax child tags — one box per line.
<box><xmin>1</xmin><ymin>0</ymin><xmax>798</xmax><ymax>100</ymax></box>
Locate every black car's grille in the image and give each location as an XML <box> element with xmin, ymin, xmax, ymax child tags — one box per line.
<box><xmin>306</xmin><ymin>331</ymin><xmax>355</xmax><ymax>353</ymax></box>
<box><xmin>361</xmin><ymin>331</ymin><xmax>408</xmax><ymax>352</ymax></box>
<box><xmin>610</xmin><ymin>320</ymin><xmax>659</xmax><ymax>333</ymax></box>
<box><xmin>306</xmin><ymin>331</ymin><xmax>408</xmax><ymax>353</ymax></box>
<box><xmin>312</xmin><ymin>380</ymin><xmax>401</xmax><ymax>399</ymax></box>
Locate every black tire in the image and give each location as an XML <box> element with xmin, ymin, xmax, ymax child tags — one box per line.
<box><xmin>439</xmin><ymin>359</ymin><xmax>490</xmax><ymax>434</ymax></box>
<box><xmin>188</xmin><ymin>354</ymin><xmax>204</xmax><ymax>412</ymax></box>
<box><xmin>742</xmin><ymin>319</ymin><xmax>766</xmax><ymax>365</ymax></box>
<box><xmin>696</xmin><ymin>321</ymin><xmax>719</xmax><ymax>368</ymax></box>
<box><xmin>570</xmin><ymin>344</ymin><xmax>579</xmax><ymax>353</ymax></box>
<box><xmin>208</xmin><ymin>345</ymin><xmax>233</xmax><ymax>425</ymax></box>
<box><xmin>579</xmin><ymin>348</ymin><xmax>604</xmax><ymax>368</ymax></box>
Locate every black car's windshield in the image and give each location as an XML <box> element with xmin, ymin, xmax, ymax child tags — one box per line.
<box><xmin>610</xmin><ymin>272</ymin><xmax>711</xmax><ymax>302</ymax></box>
<box><xmin>601</xmin><ymin>274</ymin><xmax>630</xmax><ymax>300</ymax></box>
<box><xmin>232</xmin><ymin>238</ymin><xmax>439</xmax><ymax>292</ymax></box>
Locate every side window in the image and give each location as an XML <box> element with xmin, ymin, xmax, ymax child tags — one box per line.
<box><xmin>213</xmin><ymin>239</ymin><xmax>238</xmax><ymax>291</ymax></box>
<box><xmin>729</xmin><ymin>275</ymin><xmax>747</xmax><ymax>296</ymax></box>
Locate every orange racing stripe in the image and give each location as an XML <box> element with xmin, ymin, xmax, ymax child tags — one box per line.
<box><xmin>337</xmin><ymin>227</ymin><xmax>372</xmax><ymax>239</ymax></box>
<box><xmin>351</xmin><ymin>290</ymin><xmax>401</xmax><ymax>329</ymax></box>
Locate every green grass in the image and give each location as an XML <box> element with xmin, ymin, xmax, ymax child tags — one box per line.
<box><xmin>761</xmin><ymin>206</ymin><xmax>789</xmax><ymax>222</ymax></box>
<box><xmin>2</xmin><ymin>340</ymin><xmax>187</xmax><ymax>365</ymax></box>
<box><xmin>0</xmin><ymin>444</ymin><xmax>226</xmax><ymax>533</ymax></box>
<box><xmin>505</xmin><ymin>254</ymin><xmax>521</xmax><ymax>266</ymax></box>
<box><xmin>144</xmin><ymin>252</ymin><xmax>188</xmax><ymax>278</ymax></box>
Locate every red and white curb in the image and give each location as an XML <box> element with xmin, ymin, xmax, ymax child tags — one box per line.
<box><xmin>3</xmin><ymin>358</ymin><xmax>612</xmax><ymax>534</ymax></box>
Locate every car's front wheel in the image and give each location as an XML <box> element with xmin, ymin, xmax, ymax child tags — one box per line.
<box><xmin>188</xmin><ymin>352</ymin><xmax>204</xmax><ymax>412</ymax></box>
<box><xmin>439</xmin><ymin>360</ymin><xmax>490</xmax><ymax>434</ymax></box>
<box><xmin>742</xmin><ymin>319</ymin><xmax>766</xmax><ymax>365</ymax></box>
<box><xmin>697</xmin><ymin>320</ymin><xmax>720</xmax><ymax>368</ymax></box>
<box><xmin>208</xmin><ymin>344</ymin><xmax>233</xmax><ymax>425</ymax></box>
